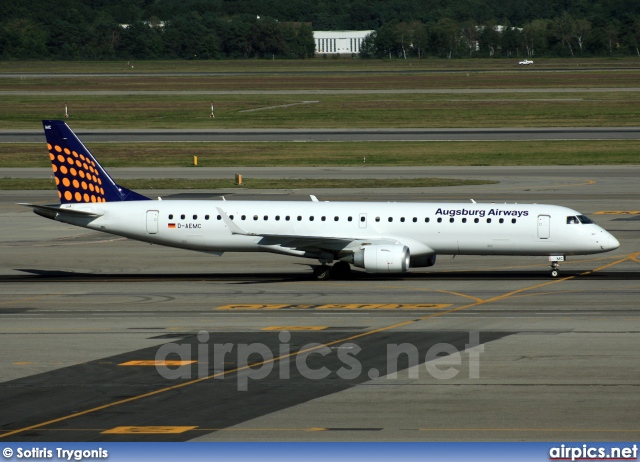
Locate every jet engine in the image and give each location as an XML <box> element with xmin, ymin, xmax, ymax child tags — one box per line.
<box><xmin>352</xmin><ymin>244</ymin><xmax>410</xmax><ymax>273</ymax></box>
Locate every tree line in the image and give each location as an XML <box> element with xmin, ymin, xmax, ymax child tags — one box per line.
<box><xmin>361</xmin><ymin>14</ymin><xmax>640</xmax><ymax>59</ymax></box>
<box><xmin>0</xmin><ymin>2</ymin><xmax>315</xmax><ymax>59</ymax></box>
<box><xmin>1</xmin><ymin>0</ymin><xmax>639</xmax><ymax>59</ymax></box>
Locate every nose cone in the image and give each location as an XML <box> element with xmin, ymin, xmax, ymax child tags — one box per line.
<box><xmin>606</xmin><ymin>233</ymin><xmax>620</xmax><ymax>251</ymax></box>
<box><xmin>600</xmin><ymin>231</ymin><xmax>620</xmax><ymax>251</ymax></box>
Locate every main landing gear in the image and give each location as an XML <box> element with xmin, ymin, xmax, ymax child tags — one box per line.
<box><xmin>313</xmin><ymin>265</ymin><xmax>332</xmax><ymax>280</ymax></box>
<box><xmin>313</xmin><ymin>261</ymin><xmax>352</xmax><ymax>280</ymax></box>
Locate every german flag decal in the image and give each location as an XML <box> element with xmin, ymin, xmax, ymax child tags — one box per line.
<box><xmin>168</xmin><ymin>223</ymin><xmax>176</xmax><ymax>229</ymax></box>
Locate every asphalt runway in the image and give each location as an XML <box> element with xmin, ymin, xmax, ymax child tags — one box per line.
<box><xmin>3</xmin><ymin>87</ymin><xmax>640</xmax><ymax>96</ymax></box>
<box><xmin>0</xmin><ymin>167</ymin><xmax>639</xmax><ymax>442</ymax></box>
<box><xmin>3</xmin><ymin>165</ymin><xmax>638</xmax><ymax>203</ymax></box>
<box><xmin>1</xmin><ymin>67</ymin><xmax>638</xmax><ymax>78</ymax></box>
<box><xmin>2</xmin><ymin>127</ymin><xmax>640</xmax><ymax>143</ymax></box>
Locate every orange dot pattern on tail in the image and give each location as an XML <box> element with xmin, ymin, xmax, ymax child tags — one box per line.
<box><xmin>49</xmin><ymin>144</ymin><xmax>106</xmax><ymax>203</ymax></box>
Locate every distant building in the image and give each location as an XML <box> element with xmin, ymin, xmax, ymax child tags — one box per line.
<box><xmin>120</xmin><ymin>21</ymin><xmax>166</xmax><ymax>29</ymax></box>
<box><xmin>313</xmin><ymin>30</ymin><xmax>374</xmax><ymax>55</ymax></box>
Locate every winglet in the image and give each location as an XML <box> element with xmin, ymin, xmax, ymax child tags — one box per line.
<box><xmin>216</xmin><ymin>207</ymin><xmax>257</xmax><ymax>236</ymax></box>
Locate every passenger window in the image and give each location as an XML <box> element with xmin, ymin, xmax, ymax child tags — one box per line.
<box><xmin>253</xmin><ymin>215</ymin><xmax>258</xmax><ymax>221</ymax></box>
<box><xmin>217</xmin><ymin>215</ymin><xmax>221</xmax><ymax>220</ymax></box>
<box><xmin>413</xmin><ymin>217</ymin><xmax>417</xmax><ymax>223</ymax></box>
<box><xmin>462</xmin><ymin>218</ymin><xmax>467</xmax><ymax>223</ymax></box>
<box><xmin>449</xmin><ymin>218</ymin><xmax>454</xmax><ymax>223</ymax></box>
<box><xmin>348</xmin><ymin>216</ymin><xmax>352</xmax><ymax>222</ymax></box>
<box><xmin>241</xmin><ymin>215</ymin><xmax>246</xmax><ymax>220</ymax></box>
<box><xmin>168</xmin><ymin>214</ymin><xmax>173</xmax><ymax>219</ymax></box>
<box><xmin>205</xmin><ymin>215</ymin><xmax>209</xmax><ymax>220</ymax></box>
<box><xmin>511</xmin><ymin>218</ymin><xmax>516</xmax><ymax>224</ymax></box>
<box><xmin>375</xmin><ymin>217</ymin><xmax>380</xmax><ymax>222</ymax></box>
<box><xmin>180</xmin><ymin>214</ymin><xmax>185</xmax><ymax>220</ymax></box>
<box><xmin>276</xmin><ymin>215</ymin><xmax>280</xmax><ymax>221</ymax></box>
<box><xmin>425</xmin><ymin>217</ymin><xmax>430</xmax><ymax>223</ymax></box>
<box><xmin>229</xmin><ymin>215</ymin><xmax>234</xmax><ymax>220</ymax></box>
<box><xmin>499</xmin><ymin>218</ymin><xmax>504</xmax><ymax>224</ymax></box>
<box><xmin>437</xmin><ymin>218</ymin><xmax>442</xmax><ymax>223</ymax></box>
<box><xmin>487</xmin><ymin>218</ymin><xmax>491</xmax><ymax>223</ymax></box>
<box><xmin>310</xmin><ymin>216</ymin><xmax>314</xmax><ymax>221</ymax></box>
<box><xmin>297</xmin><ymin>216</ymin><xmax>302</xmax><ymax>221</ymax></box>
<box><xmin>474</xmin><ymin>218</ymin><xmax>479</xmax><ymax>223</ymax></box>
<box><xmin>264</xmin><ymin>215</ymin><xmax>268</xmax><ymax>220</ymax></box>
<box><xmin>388</xmin><ymin>217</ymin><xmax>393</xmax><ymax>222</ymax></box>
<box><xmin>360</xmin><ymin>216</ymin><xmax>365</xmax><ymax>222</ymax></box>
<box><xmin>321</xmin><ymin>216</ymin><xmax>326</xmax><ymax>221</ymax></box>
<box><xmin>193</xmin><ymin>215</ymin><xmax>197</xmax><ymax>220</ymax></box>
<box><xmin>400</xmin><ymin>217</ymin><xmax>405</xmax><ymax>222</ymax></box>
<box><xmin>334</xmin><ymin>216</ymin><xmax>339</xmax><ymax>221</ymax></box>
<box><xmin>286</xmin><ymin>216</ymin><xmax>290</xmax><ymax>221</ymax></box>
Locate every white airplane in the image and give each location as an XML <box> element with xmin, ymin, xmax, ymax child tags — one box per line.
<box><xmin>22</xmin><ymin>120</ymin><xmax>619</xmax><ymax>279</ymax></box>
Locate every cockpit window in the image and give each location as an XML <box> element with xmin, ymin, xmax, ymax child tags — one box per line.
<box><xmin>577</xmin><ymin>215</ymin><xmax>594</xmax><ymax>224</ymax></box>
<box><xmin>566</xmin><ymin>216</ymin><xmax>579</xmax><ymax>224</ymax></box>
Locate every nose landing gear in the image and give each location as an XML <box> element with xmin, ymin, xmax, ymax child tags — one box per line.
<box><xmin>548</xmin><ymin>255</ymin><xmax>565</xmax><ymax>278</ymax></box>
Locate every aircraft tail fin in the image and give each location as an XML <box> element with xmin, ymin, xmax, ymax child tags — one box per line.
<box><xmin>43</xmin><ymin>120</ymin><xmax>150</xmax><ymax>204</ymax></box>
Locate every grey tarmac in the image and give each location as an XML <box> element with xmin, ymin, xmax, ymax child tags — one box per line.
<box><xmin>1</xmin><ymin>127</ymin><xmax>640</xmax><ymax>143</ymax></box>
<box><xmin>0</xmin><ymin>166</ymin><xmax>638</xmax><ymax>442</ymax></box>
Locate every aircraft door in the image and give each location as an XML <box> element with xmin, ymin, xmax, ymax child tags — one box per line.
<box><xmin>537</xmin><ymin>215</ymin><xmax>550</xmax><ymax>239</ymax></box>
<box><xmin>146</xmin><ymin>210</ymin><xmax>159</xmax><ymax>234</ymax></box>
<box><xmin>359</xmin><ymin>213</ymin><xmax>367</xmax><ymax>229</ymax></box>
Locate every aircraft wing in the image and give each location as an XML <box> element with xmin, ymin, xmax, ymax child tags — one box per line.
<box><xmin>215</xmin><ymin>207</ymin><xmax>432</xmax><ymax>255</ymax></box>
<box><xmin>256</xmin><ymin>234</ymin><xmax>400</xmax><ymax>253</ymax></box>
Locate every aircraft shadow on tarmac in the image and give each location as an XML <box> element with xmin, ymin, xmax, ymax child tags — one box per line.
<box><xmin>4</xmin><ymin>268</ymin><xmax>640</xmax><ymax>283</ymax></box>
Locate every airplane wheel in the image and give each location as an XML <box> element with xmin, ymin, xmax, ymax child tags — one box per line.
<box><xmin>331</xmin><ymin>261</ymin><xmax>351</xmax><ymax>279</ymax></box>
<box><xmin>550</xmin><ymin>269</ymin><xmax>559</xmax><ymax>278</ymax></box>
<box><xmin>313</xmin><ymin>265</ymin><xmax>332</xmax><ymax>280</ymax></box>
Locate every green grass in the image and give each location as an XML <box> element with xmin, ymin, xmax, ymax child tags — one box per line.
<box><xmin>0</xmin><ymin>60</ymin><xmax>638</xmax><ymax>178</ymax></box>
<box><xmin>0</xmin><ymin>58</ymin><xmax>639</xmax><ymax>129</ymax></box>
<box><xmin>0</xmin><ymin>59</ymin><xmax>640</xmax><ymax>129</ymax></box>
<box><xmin>2</xmin><ymin>140</ymin><xmax>639</xmax><ymax>168</ymax></box>
<box><xmin>0</xmin><ymin>89</ymin><xmax>638</xmax><ymax>129</ymax></box>
<box><xmin>0</xmin><ymin>177</ymin><xmax>496</xmax><ymax>190</ymax></box>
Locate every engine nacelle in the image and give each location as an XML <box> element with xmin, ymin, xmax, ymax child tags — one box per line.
<box><xmin>352</xmin><ymin>244</ymin><xmax>410</xmax><ymax>273</ymax></box>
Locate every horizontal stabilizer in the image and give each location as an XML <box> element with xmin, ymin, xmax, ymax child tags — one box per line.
<box><xmin>19</xmin><ymin>203</ymin><xmax>103</xmax><ymax>220</ymax></box>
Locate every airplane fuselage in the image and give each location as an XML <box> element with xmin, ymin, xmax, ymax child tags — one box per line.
<box><xmin>52</xmin><ymin>200</ymin><xmax>618</xmax><ymax>260</ymax></box>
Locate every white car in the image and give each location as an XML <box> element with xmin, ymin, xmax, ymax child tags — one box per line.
<box><xmin>519</xmin><ymin>59</ymin><xmax>533</xmax><ymax>65</ymax></box>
